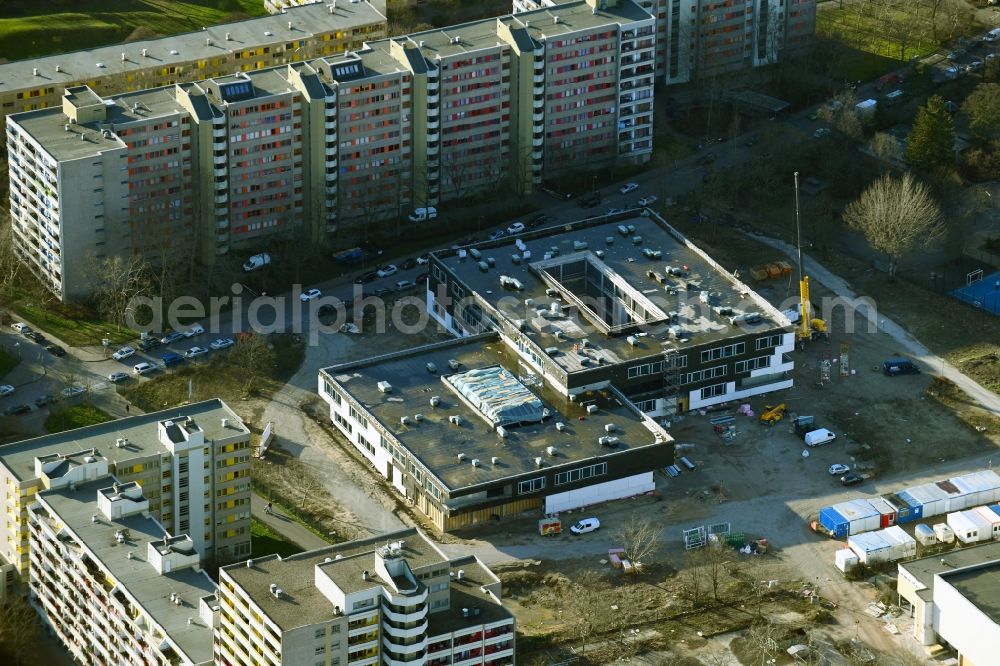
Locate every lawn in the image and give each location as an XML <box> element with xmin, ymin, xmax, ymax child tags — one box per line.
<box><xmin>121</xmin><ymin>333</ymin><xmax>305</xmax><ymax>412</ymax></box>
<box><xmin>250</xmin><ymin>518</ymin><xmax>303</xmax><ymax>559</ymax></box>
<box><xmin>0</xmin><ymin>349</ymin><xmax>19</xmax><ymax>378</ymax></box>
<box><xmin>816</xmin><ymin>5</ymin><xmax>939</xmax><ymax>66</ymax></box>
<box><xmin>0</xmin><ymin>0</ymin><xmax>265</xmax><ymax>61</ymax></box>
<box><xmin>44</xmin><ymin>403</ymin><xmax>113</xmax><ymax>434</ymax></box>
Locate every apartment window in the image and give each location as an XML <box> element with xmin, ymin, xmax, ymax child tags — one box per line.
<box><xmin>735</xmin><ymin>356</ymin><xmax>772</xmax><ymax>373</ymax></box>
<box><xmin>554</xmin><ymin>462</ymin><xmax>607</xmax><ymax>486</ymax></box>
<box><xmin>349</xmin><ymin>405</ymin><xmax>369</xmax><ymax>430</ymax></box>
<box><xmin>517</xmin><ymin>477</ymin><xmax>546</xmax><ymax>494</ymax></box>
<box><xmin>755</xmin><ymin>334</ymin><xmax>783</xmax><ymax>351</ymax></box>
<box><xmin>700</xmin><ymin>383</ymin><xmax>727</xmax><ymax>400</ymax></box>
<box><xmin>700</xmin><ymin>342</ymin><xmax>745</xmax><ymax>363</ymax></box>
<box><xmin>333</xmin><ymin>412</ymin><xmax>353</xmax><ymax>434</ymax></box>
<box><xmin>634</xmin><ymin>398</ymin><xmax>657</xmax><ymax>413</ymax></box>
<box><xmin>315</xmin><ymin>628</ymin><xmax>325</xmax><ymax>639</ymax></box>
<box><xmin>315</xmin><ymin>647</ymin><xmax>326</xmax><ymax>655</ymax></box>
<box><xmin>353</xmin><ymin>598</ymin><xmax>375</xmax><ymax>611</ymax></box>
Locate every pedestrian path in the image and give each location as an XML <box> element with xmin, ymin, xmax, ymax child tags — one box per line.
<box><xmin>252</xmin><ymin>492</ymin><xmax>331</xmax><ymax>551</ymax></box>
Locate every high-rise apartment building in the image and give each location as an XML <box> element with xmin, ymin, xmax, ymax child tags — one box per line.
<box><xmin>28</xmin><ymin>478</ymin><xmax>220</xmax><ymax>666</ymax></box>
<box><xmin>0</xmin><ymin>399</ymin><xmax>252</xmax><ymax>579</ymax></box>
<box><xmin>0</xmin><ymin>2</ymin><xmax>387</xmax><ymax>120</ymax></box>
<box><xmin>7</xmin><ymin>0</ymin><xmax>654</xmax><ymax>301</ymax></box>
<box><xmin>514</xmin><ymin>0</ymin><xmax>816</xmax><ymax>84</ymax></box>
<box><xmin>216</xmin><ymin>528</ymin><xmax>515</xmax><ymax>666</ymax></box>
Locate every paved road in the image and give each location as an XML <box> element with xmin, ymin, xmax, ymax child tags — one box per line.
<box><xmin>251</xmin><ymin>492</ymin><xmax>331</xmax><ymax>551</ymax></box>
<box><xmin>754</xmin><ymin>234</ymin><xmax>1000</xmax><ymax>417</ymax></box>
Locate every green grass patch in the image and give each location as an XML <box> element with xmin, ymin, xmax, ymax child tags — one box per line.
<box><xmin>0</xmin><ymin>0</ymin><xmax>265</xmax><ymax>61</ymax></box>
<box><xmin>250</xmin><ymin>518</ymin><xmax>303</xmax><ymax>559</ymax></box>
<box><xmin>1</xmin><ymin>282</ymin><xmax>134</xmax><ymax>348</ymax></box>
<box><xmin>44</xmin><ymin>403</ymin><xmax>113</xmax><ymax>434</ymax></box>
<box><xmin>0</xmin><ymin>349</ymin><xmax>20</xmax><ymax>378</ymax></box>
<box><xmin>122</xmin><ymin>333</ymin><xmax>306</xmax><ymax>412</ymax></box>
<box><xmin>817</xmin><ymin>6</ymin><xmax>938</xmax><ymax>67</ymax></box>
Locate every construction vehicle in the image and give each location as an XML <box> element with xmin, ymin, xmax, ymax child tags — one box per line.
<box><xmin>759</xmin><ymin>403</ymin><xmax>786</xmax><ymax>426</ymax></box>
<box><xmin>793</xmin><ymin>172</ymin><xmax>827</xmax><ymax>342</ymax></box>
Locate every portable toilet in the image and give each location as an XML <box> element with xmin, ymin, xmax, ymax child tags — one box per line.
<box><xmin>868</xmin><ymin>497</ymin><xmax>897</xmax><ymax>527</ymax></box>
<box><xmin>972</xmin><ymin>506</ymin><xmax>1000</xmax><ymax>539</ymax></box>
<box><xmin>934</xmin><ymin>523</ymin><xmax>955</xmax><ymax>544</ymax></box>
<box><xmin>914</xmin><ymin>524</ymin><xmax>936</xmax><ymax>546</ymax></box>
<box><xmin>835</xmin><ymin>548</ymin><xmax>859</xmax><ymax>573</ymax></box>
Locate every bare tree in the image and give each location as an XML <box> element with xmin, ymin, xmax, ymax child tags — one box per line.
<box><xmin>744</xmin><ymin>621</ymin><xmax>783</xmax><ymax>666</ymax></box>
<box><xmin>678</xmin><ymin>551</ymin><xmax>707</xmax><ymax>607</ymax></box>
<box><xmin>617</xmin><ymin>513</ymin><xmax>659</xmax><ymax>570</ymax></box>
<box><xmin>0</xmin><ymin>596</ymin><xmax>42</xmax><ymax>665</ymax></box>
<box><xmin>869</xmin><ymin>132</ymin><xmax>902</xmax><ymax>162</ymax></box>
<box><xmin>701</xmin><ymin>544</ymin><xmax>732</xmax><ymax>602</ymax></box>
<box><xmin>0</xmin><ymin>210</ymin><xmax>23</xmax><ymax>297</ymax></box>
<box><xmin>842</xmin><ymin>173</ymin><xmax>944</xmax><ymax>277</ymax></box>
<box><xmin>229</xmin><ymin>333</ymin><xmax>276</xmax><ymax>396</ymax></box>
<box><xmin>565</xmin><ymin>570</ymin><xmax>607</xmax><ymax>655</ymax></box>
<box><xmin>91</xmin><ymin>254</ymin><xmax>153</xmax><ymax>332</ymax></box>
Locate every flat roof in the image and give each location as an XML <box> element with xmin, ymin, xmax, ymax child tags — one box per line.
<box><xmin>0</xmin><ymin>399</ymin><xmax>247</xmax><ymax>483</ymax></box>
<box><xmin>517</xmin><ymin>0</ymin><xmax>654</xmax><ymax>42</ymax></box>
<box><xmin>436</xmin><ymin>215</ymin><xmax>788</xmax><ymax>373</ymax></box>
<box><xmin>221</xmin><ymin>529</ymin><xmax>448</xmax><ymax>632</ymax></box>
<box><xmin>901</xmin><ymin>541</ymin><xmax>1000</xmax><ymax>590</ymax></box>
<box><xmin>943</xmin><ymin>564</ymin><xmax>1000</xmax><ymax>625</ymax></box>
<box><xmin>37</xmin><ymin>480</ymin><xmax>216</xmax><ymax>664</ymax></box>
<box><xmin>428</xmin><ymin>557</ymin><xmax>513</xmax><ymax>635</ymax></box>
<box><xmin>11</xmin><ymin>107</ymin><xmax>125</xmax><ymax>161</ymax></box>
<box><xmin>0</xmin><ymin>2</ymin><xmax>385</xmax><ymax>94</ymax></box>
<box><xmin>322</xmin><ymin>333</ymin><xmax>668</xmax><ymax>492</ymax></box>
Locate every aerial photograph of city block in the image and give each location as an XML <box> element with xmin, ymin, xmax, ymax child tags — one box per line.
<box><xmin>0</xmin><ymin>0</ymin><xmax>999</xmax><ymax>664</ymax></box>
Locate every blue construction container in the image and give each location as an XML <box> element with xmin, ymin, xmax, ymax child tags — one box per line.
<box><xmin>896</xmin><ymin>490</ymin><xmax>925</xmax><ymax>523</ymax></box>
<box><xmin>819</xmin><ymin>505</ymin><xmax>849</xmax><ymax>538</ymax></box>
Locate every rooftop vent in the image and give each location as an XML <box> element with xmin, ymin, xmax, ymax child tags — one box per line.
<box><xmin>546</xmin><ymin>446</ymin><xmax>556</xmax><ymax>457</ymax></box>
<box><xmin>324</xmin><ymin>557</ymin><xmax>332</xmax><ymax>563</ymax></box>
<box><xmin>272</xmin><ymin>587</ymin><xmax>283</xmax><ymax>599</ymax></box>
<box><xmin>221</xmin><ymin>417</ymin><xmax>228</xmax><ymax>428</ymax></box>
<box><xmin>605</xmin><ymin>423</ymin><xmax>617</xmax><ymax>433</ymax></box>
<box><xmin>471</xmin><ymin>458</ymin><xmax>481</xmax><ymax>467</ymax></box>
<box><xmin>226</xmin><ymin>32</ymin><xmax>232</xmax><ymax>40</ymax></box>
<box><xmin>169</xmin><ymin>49</ymin><xmax>179</xmax><ymax>55</ymax></box>
<box><xmin>491</xmin><ymin>456</ymin><xmax>500</xmax><ymax>465</ymax></box>
<box><xmin>96</xmin><ymin>62</ymin><xmax>106</xmax><ymax>69</ymax></box>
<box><xmin>496</xmin><ymin>425</ymin><xmax>508</xmax><ymax>439</ymax></box>
<box><xmin>400</xmin><ymin>416</ymin><xmax>411</xmax><ymax>426</ymax></box>
<box><xmin>32</xmin><ymin>67</ymin><xmax>38</xmax><ymax>76</ymax></box>
<box><xmin>377</xmin><ymin>381</ymin><xmax>393</xmax><ymax>394</ymax></box>
<box><xmin>430</xmin><ymin>396</ymin><xmax>441</xmax><ymax>408</ymax></box>
<box><xmin>555</xmin><ymin>422</ymin><xmax>567</xmax><ymax>432</ymax></box>
<box><xmin>457</xmin><ymin>452</ymin><xmax>466</xmax><ymax>462</ymax></box>
<box><xmin>329</xmin><ymin>3</ymin><xmax>336</xmax><ymax>14</ymax></box>
<box><xmin>142</xmin><ymin>49</ymin><xmax>149</xmax><ymax>57</ymax></box>
<box><xmin>288</xmin><ymin>21</ymin><xmax>293</xmax><ymax>30</ymax></box>
<box><xmin>413</xmin><ymin>413</ymin><xmax>424</xmax><ymax>423</ymax></box>
<box><xmin>206</xmin><ymin>38</ymin><xmax>212</xmax><ymax>46</ymax></box>
<box><xmin>534</xmin><ymin>456</ymin><xmax>543</xmax><ymax>468</ymax></box>
<box><xmin>586</xmin><ymin>404</ymin><xmax>598</xmax><ymax>414</ymax></box>
<box><xmin>362</xmin><ymin>570</ymin><xmax>370</xmax><ymax>581</ymax></box>
<box><xmin>91</xmin><ymin>514</ymin><xmax>98</xmax><ymax>523</ymax></box>
<box><xmin>449</xmin><ymin>415</ymin><xmax>462</xmax><ymax>426</ymax></box>
<box><xmin>127</xmin><ymin>552</ymin><xmax>134</xmax><ymax>560</ymax></box>
<box><xmin>264</xmin><ymin>31</ymin><xmax>273</xmax><ymax>37</ymax></box>
<box><xmin>457</xmin><ymin>569</ymin><xmax>465</xmax><ymax>580</ymax></box>
<box><xmin>121</xmin><ymin>52</ymin><xmax>126</xmax><ymax>62</ymax></box>
<box><xmin>246</xmin><ymin>559</ymin><xmax>254</xmax><ymax>568</ymax></box>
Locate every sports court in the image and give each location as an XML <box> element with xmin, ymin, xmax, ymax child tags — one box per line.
<box><xmin>951</xmin><ymin>269</ymin><xmax>1000</xmax><ymax>317</ymax></box>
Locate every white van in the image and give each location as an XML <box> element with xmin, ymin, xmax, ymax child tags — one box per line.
<box><xmin>408</xmin><ymin>206</ymin><xmax>438</xmax><ymax>222</ymax></box>
<box><xmin>985</xmin><ymin>28</ymin><xmax>1000</xmax><ymax>42</ymax></box>
<box><xmin>804</xmin><ymin>428</ymin><xmax>837</xmax><ymax>447</ymax></box>
<box><xmin>242</xmin><ymin>253</ymin><xmax>271</xmax><ymax>272</ymax></box>
<box><xmin>569</xmin><ymin>517</ymin><xmax>601</xmax><ymax>535</ymax></box>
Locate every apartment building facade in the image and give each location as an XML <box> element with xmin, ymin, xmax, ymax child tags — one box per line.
<box><xmin>7</xmin><ymin>0</ymin><xmax>654</xmax><ymax>300</ymax></box>
<box><xmin>216</xmin><ymin>528</ymin><xmax>514</xmax><ymax>666</ymax></box>
<box><xmin>28</xmin><ymin>479</ymin><xmax>219</xmax><ymax>666</ymax></box>
<box><xmin>0</xmin><ymin>400</ymin><xmax>252</xmax><ymax>579</ymax></box>
<box><xmin>0</xmin><ymin>2</ymin><xmax>387</xmax><ymax>122</ymax></box>
<box><xmin>514</xmin><ymin>0</ymin><xmax>816</xmax><ymax>84</ymax></box>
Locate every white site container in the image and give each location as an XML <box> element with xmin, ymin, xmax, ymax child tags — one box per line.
<box><xmin>835</xmin><ymin>548</ymin><xmax>859</xmax><ymax>572</ymax></box>
<box><xmin>947</xmin><ymin>511</ymin><xmax>991</xmax><ymax>544</ymax></box>
<box><xmin>905</xmin><ymin>483</ymin><xmax>950</xmax><ymax>519</ymax></box>
<box><xmin>934</xmin><ymin>523</ymin><xmax>955</xmax><ymax>544</ymax></box>
<box><xmin>831</xmin><ymin>499</ymin><xmax>882</xmax><ymax>536</ymax></box>
<box><xmin>848</xmin><ymin>531</ymin><xmax>893</xmax><ymax>564</ymax></box>
<box><xmin>956</xmin><ymin>470</ymin><xmax>1000</xmax><ymax>504</ymax></box>
<box><xmin>880</xmin><ymin>525</ymin><xmax>916</xmax><ymax>560</ymax></box>
<box><xmin>937</xmin><ymin>480</ymin><xmax>970</xmax><ymax>513</ymax></box>
<box><xmin>972</xmin><ymin>505</ymin><xmax>1000</xmax><ymax>540</ymax></box>
<box><xmin>914</xmin><ymin>524</ymin><xmax>936</xmax><ymax>546</ymax></box>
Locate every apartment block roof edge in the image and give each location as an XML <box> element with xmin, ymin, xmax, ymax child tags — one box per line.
<box><xmin>321</xmin><ymin>331</ymin><xmax>499</xmax><ymax>377</ymax></box>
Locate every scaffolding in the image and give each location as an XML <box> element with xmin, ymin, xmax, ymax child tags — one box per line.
<box><xmin>819</xmin><ymin>349</ymin><xmax>832</xmax><ymax>384</ymax></box>
<box><xmin>840</xmin><ymin>341</ymin><xmax>850</xmax><ymax>378</ymax></box>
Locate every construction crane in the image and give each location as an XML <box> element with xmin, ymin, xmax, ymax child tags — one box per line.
<box><xmin>793</xmin><ymin>172</ymin><xmax>826</xmax><ymax>342</ymax></box>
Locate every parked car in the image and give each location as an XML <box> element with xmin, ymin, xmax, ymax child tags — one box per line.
<box><xmin>813</xmin><ymin>127</ymin><xmax>831</xmax><ymax>139</ymax></box>
<box><xmin>507</xmin><ymin>221</ymin><xmax>526</xmax><ymax>235</ymax></box>
<box><xmin>605</xmin><ymin>207</ymin><xmax>624</xmax><ymax>215</ymax></box>
<box><xmin>133</xmin><ymin>362</ymin><xmax>156</xmax><ymax>375</ymax></box>
<box><xmin>840</xmin><ymin>472</ymin><xmax>865</xmax><ymax>486</ymax></box>
<box><xmin>18</xmin><ymin>326</ymin><xmax>34</xmax><ymax>337</ymax></box>
<box><xmin>0</xmin><ymin>385</ymin><xmax>14</xmax><ymax>397</ymax></box>
<box><xmin>377</xmin><ymin>265</ymin><xmax>398</xmax><ymax>278</ymax></box>
<box><xmin>183</xmin><ymin>324</ymin><xmax>204</xmax><ymax>338</ymax></box>
<box><xmin>570</xmin><ymin>517</ymin><xmax>601</xmax><ymax>535</ymax></box>
<box><xmin>368</xmin><ymin>287</ymin><xmax>393</xmax><ymax>298</ymax></box>
<box><xmin>209</xmin><ymin>338</ymin><xmax>235</xmax><ymax>351</ymax></box>
<box><xmin>619</xmin><ymin>182</ymin><xmax>639</xmax><ymax>195</ymax></box>
<box><xmin>242</xmin><ymin>253</ymin><xmax>271</xmax><ymax>273</ymax></box>
<box><xmin>637</xmin><ymin>195</ymin><xmax>658</xmax><ymax>206</ymax></box>
<box><xmin>488</xmin><ymin>230</ymin><xmax>506</xmax><ymax>240</ymax></box>
<box><xmin>408</xmin><ymin>206</ymin><xmax>438</xmax><ymax>223</ymax></box>
<box><xmin>395</xmin><ymin>280</ymin><xmax>417</xmax><ymax>292</ymax></box>
<box><xmin>883</xmin><ymin>358</ymin><xmax>920</xmax><ymax>376</ymax></box>
<box><xmin>138</xmin><ymin>337</ymin><xmax>162</xmax><ymax>352</ymax></box>
<box><xmin>108</xmin><ymin>372</ymin><xmax>129</xmax><ymax>383</ymax></box>
<box><xmin>528</xmin><ymin>213</ymin><xmax>551</xmax><ymax>228</ymax></box>
<box><xmin>112</xmin><ymin>346</ymin><xmax>136</xmax><ymax>361</ymax></box>
<box><xmin>61</xmin><ymin>386</ymin><xmax>86</xmax><ymax>398</ymax></box>
<box><xmin>5</xmin><ymin>404</ymin><xmax>31</xmax><ymax>416</ymax></box>
<box><xmin>161</xmin><ymin>352</ymin><xmax>184</xmax><ymax>367</ymax></box>
<box><xmin>185</xmin><ymin>346</ymin><xmax>209</xmax><ymax>359</ymax></box>
<box><xmin>355</xmin><ymin>271</ymin><xmax>379</xmax><ymax>284</ymax></box>
<box><xmin>400</xmin><ymin>258</ymin><xmax>417</xmax><ymax>270</ymax></box>
<box><xmin>415</xmin><ymin>255</ymin><xmax>430</xmax><ymax>265</ymax></box>
<box><xmin>34</xmin><ymin>394</ymin><xmax>56</xmax><ymax>407</ymax></box>
<box><xmin>804</xmin><ymin>428</ymin><xmax>837</xmax><ymax>447</ymax></box>
<box><xmin>300</xmin><ymin>288</ymin><xmax>322</xmax><ymax>302</ymax></box>
<box><xmin>27</xmin><ymin>331</ymin><xmax>46</xmax><ymax>344</ymax></box>
<box><xmin>45</xmin><ymin>344</ymin><xmax>66</xmax><ymax>357</ymax></box>
<box><xmin>828</xmin><ymin>463</ymin><xmax>851</xmax><ymax>476</ymax></box>
<box><xmin>10</xmin><ymin>322</ymin><xmax>30</xmax><ymax>333</ymax></box>
<box><xmin>160</xmin><ymin>331</ymin><xmax>185</xmax><ymax>345</ymax></box>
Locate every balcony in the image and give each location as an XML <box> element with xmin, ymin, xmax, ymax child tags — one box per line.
<box><xmin>214</xmin><ymin>193</ymin><xmax>228</xmax><ymax>204</ymax></box>
<box><xmin>532</xmin><ymin>111</ymin><xmax>543</xmax><ymax>122</ymax></box>
<box><xmin>382</xmin><ymin>635</ymin><xmax>428</xmax><ymax>657</ymax></box>
<box><xmin>214</xmin><ymin>166</ymin><xmax>226</xmax><ymax>177</ymax></box>
<box><xmin>213</xmin><ymin>128</ymin><xmax>226</xmax><ymax>139</ymax></box>
<box><xmin>325</xmin><ymin>106</ymin><xmax>337</xmax><ymax>118</ymax></box>
<box><xmin>426</xmin><ymin>145</ymin><xmax>439</xmax><ymax>156</ymax></box>
<box><xmin>427</xmin><ymin>92</ymin><xmax>440</xmax><ymax>104</ymax></box>
<box><xmin>325</xmin><ymin>121</ymin><xmax>336</xmax><ymax>130</ymax></box>
<box><xmin>533</xmin><ymin>73</ymin><xmax>544</xmax><ymax>83</ymax></box>
<box><xmin>532</xmin><ymin>97</ymin><xmax>543</xmax><ymax>109</ymax></box>
<box><xmin>213</xmin><ymin>154</ymin><xmax>226</xmax><ymax>165</ymax></box>
<box><xmin>381</xmin><ymin>618</ymin><xmax>428</xmax><ymax>640</ymax></box>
